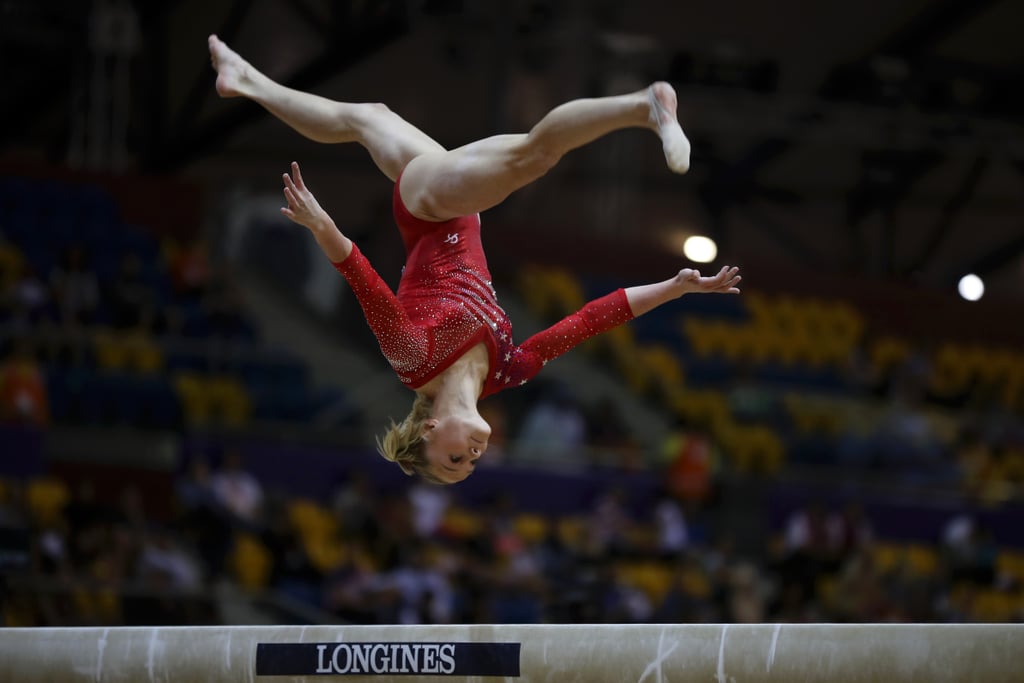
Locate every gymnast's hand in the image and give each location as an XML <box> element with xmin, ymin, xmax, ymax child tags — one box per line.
<box><xmin>676</xmin><ymin>265</ymin><xmax>742</xmax><ymax>295</ymax></box>
<box><xmin>281</xmin><ymin>161</ymin><xmax>334</xmax><ymax>233</ymax></box>
<box><xmin>280</xmin><ymin>161</ymin><xmax>353</xmax><ymax>262</ymax></box>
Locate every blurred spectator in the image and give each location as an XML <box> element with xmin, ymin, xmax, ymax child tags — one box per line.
<box><xmin>779</xmin><ymin>501</ymin><xmax>836</xmax><ymax>610</ymax></box>
<box><xmin>324</xmin><ymin>547</ymin><xmax>387</xmax><ymax>623</ymax></box>
<box><xmin>941</xmin><ymin>513</ymin><xmax>997</xmax><ymax>586</ymax></box>
<box><xmin>137</xmin><ymin>527</ymin><xmax>203</xmax><ymax>590</ymax></box>
<box><xmin>871</xmin><ymin>395</ymin><xmax>946</xmax><ymax>479</ymax></box>
<box><xmin>202</xmin><ymin>277</ymin><xmax>255</xmax><ymax>339</ymax></box>
<box><xmin>828</xmin><ymin>502</ymin><xmax>874</xmax><ymax>565</ymax></box>
<box><xmin>477</xmin><ymin>398</ymin><xmax>509</xmax><ymax>466</ymax></box>
<box><xmin>587</xmin><ymin>488</ymin><xmax>632</xmax><ymax>556</ymax></box>
<box><xmin>0</xmin><ymin>480</ymin><xmax>32</xmax><ymax>590</ymax></box>
<box><xmin>9</xmin><ymin>264</ymin><xmax>51</xmax><ymax>326</ymax></box>
<box><xmin>175</xmin><ymin>458</ymin><xmax>232</xmax><ymax>581</ymax></box>
<box><xmin>381</xmin><ymin>543</ymin><xmax>454</xmax><ymax>624</ymax></box>
<box><xmin>784</xmin><ymin>501</ymin><xmax>834</xmax><ymax>560</ymax></box>
<box><xmin>0</xmin><ymin>234</ymin><xmax>21</xmax><ymax>294</ymax></box>
<box><xmin>953</xmin><ymin>423</ymin><xmax>1019</xmax><ymax>504</ymax></box>
<box><xmin>330</xmin><ymin>471</ymin><xmax>379</xmax><ymax>543</ymax></box>
<box><xmin>652</xmin><ymin>553</ymin><xmax>718</xmax><ymax>623</ymax></box>
<box><xmin>478</xmin><ymin>494</ymin><xmax>521</xmax><ymax>558</ymax></box>
<box><xmin>728</xmin><ymin>365</ymin><xmax>775</xmax><ymax>422</ymax></box>
<box><xmin>843</xmin><ymin>336</ymin><xmax>885</xmax><ymax>396</ymax></box>
<box><xmin>653</xmin><ymin>490</ymin><xmax>690</xmax><ymax>558</ymax></box>
<box><xmin>63</xmin><ymin>480</ymin><xmax>109</xmax><ymax>548</ymax></box>
<box><xmin>0</xmin><ymin>338</ymin><xmax>49</xmax><ymax>426</ymax></box>
<box><xmin>661</xmin><ymin>424</ymin><xmax>718</xmax><ymax>508</ymax></box>
<box><xmin>210</xmin><ymin>451</ymin><xmax>264</xmax><ymax>526</ymax></box>
<box><xmin>727</xmin><ymin>562</ymin><xmax>767</xmax><ymax>623</ymax></box>
<box><xmin>168</xmin><ymin>238</ymin><xmax>212</xmax><ymax>300</ymax></box>
<box><xmin>831</xmin><ymin>549</ymin><xmax>890</xmax><ymax>621</ymax></box>
<box><xmin>599</xmin><ymin>565</ymin><xmax>653</xmax><ymax>623</ymax></box>
<box><xmin>106</xmin><ymin>253</ymin><xmax>157</xmax><ymax>330</ymax></box>
<box><xmin>49</xmin><ymin>245</ymin><xmax>99</xmax><ymax>325</ymax></box>
<box><xmin>533</xmin><ymin>515</ymin><xmax>576</xmax><ymax>612</ymax></box>
<box><xmin>407</xmin><ymin>480</ymin><xmax>450</xmax><ymax>539</ymax></box>
<box><xmin>514</xmin><ymin>383</ymin><xmax>587</xmax><ymax>465</ymax></box>
<box><xmin>261</xmin><ymin>499</ymin><xmax>323</xmax><ymax>607</ymax></box>
<box><xmin>887</xmin><ymin>345</ymin><xmax>932</xmax><ymax>403</ymax></box>
<box><xmin>585</xmin><ymin>397</ymin><xmax>641</xmax><ymax>468</ymax></box>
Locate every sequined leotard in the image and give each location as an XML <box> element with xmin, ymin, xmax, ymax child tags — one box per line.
<box><xmin>333</xmin><ymin>179</ymin><xmax>634</xmax><ymax>398</ymax></box>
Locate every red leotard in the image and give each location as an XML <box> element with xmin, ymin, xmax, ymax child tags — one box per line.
<box><xmin>333</xmin><ymin>177</ymin><xmax>633</xmax><ymax>398</ymax></box>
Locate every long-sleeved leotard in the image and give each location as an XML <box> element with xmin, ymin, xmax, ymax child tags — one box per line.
<box><xmin>332</xmin><ymin>176</ymin><xmax>634</xmax><ymax>398</ymax></box>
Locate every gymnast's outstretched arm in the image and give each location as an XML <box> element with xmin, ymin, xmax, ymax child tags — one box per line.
<box><xmin>280</xmin><ymin>162</ymin><xmax>428</xmax><ymax>359</ymax></box>
<box><xmin>624</xmin><ymin>265</ymin><xmax>742</xmax><ymax>317</ymax></box>
<box><xmin>507</xmin><ymin>266</ymin><xmax>741</xmax><ymax>383</ymax></box>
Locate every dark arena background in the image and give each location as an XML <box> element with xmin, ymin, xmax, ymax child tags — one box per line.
<box><xmin>1</xmin><ymin>1</ymin><xmax>1024</xmax><ymax>680</ymax></box>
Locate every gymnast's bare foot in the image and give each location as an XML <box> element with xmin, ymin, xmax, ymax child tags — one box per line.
<box><xmin>208</xmin><ymin>34</ymin><xmax>252</xmax><ymax>98</ymax></box>
<box><xmin>648</xmin><ymin>81</ymin><xmax>691</xmax><ymax>174</ymax></box>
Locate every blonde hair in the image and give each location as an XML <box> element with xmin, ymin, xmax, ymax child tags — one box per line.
<box><xmin>375</xmin><ymin>394</ymin><xmax>446</xmax><ymax>484</ymax></box>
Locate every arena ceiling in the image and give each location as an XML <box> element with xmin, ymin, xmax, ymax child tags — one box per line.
<box><xmin>2</xmin><ymin>0</ymin><xmax>1023</xmax><ymax>302</ymax></box>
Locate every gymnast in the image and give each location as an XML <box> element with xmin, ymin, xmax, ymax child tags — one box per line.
<box><xmin>209</xmin><ymin>34</ymin><xmax>741</xmax><ymax>484</ymax></box>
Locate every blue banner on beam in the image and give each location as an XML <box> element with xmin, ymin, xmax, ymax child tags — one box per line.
<box><xmin>256</xmin><ymin>642</ymin><xmax>521</xmax><ymax>677</ymax></box>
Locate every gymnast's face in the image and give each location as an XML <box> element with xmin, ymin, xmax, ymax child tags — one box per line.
<box><xmin>422</xmin><ymin>415</ymin><xmax>491</xmax><ymax>483</ymax></box>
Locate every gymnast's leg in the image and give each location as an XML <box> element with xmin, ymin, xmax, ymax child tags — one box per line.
<box><xmin>208</xmin><ymin>34</ymin><xmax>444</xmax><ymax>181</ymax></box>
<box><xmin>398</xmin><ymin>82</ymin><xmax>691</xmax><ymax>221</ymax></box>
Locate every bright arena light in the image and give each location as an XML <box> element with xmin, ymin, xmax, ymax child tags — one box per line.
<box><xmin>683</xmin><ymin>235</ymin><xmax>718</xmax><ymax>263</ymax></box>
<box><xmin>958</xmin><ymin>273</ymin><xmax>984</xmax><ymax>301</ymax></box>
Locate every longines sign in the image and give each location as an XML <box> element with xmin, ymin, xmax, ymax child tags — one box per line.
<box><xmin>256</xmin><ymin>641</ymin><xmax>521</xmax><ymax>677</ymax></box>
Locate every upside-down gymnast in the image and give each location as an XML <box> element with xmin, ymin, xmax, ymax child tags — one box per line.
<box><xmin>209</xmin><ymin>34</ymin><xmax>741</xmax><ymax>485</ymax></box>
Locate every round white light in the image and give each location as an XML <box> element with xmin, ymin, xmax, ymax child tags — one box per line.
<box><xmin>683</xmin><ymin>235</ymin><xmax>718</xmax><ymax>263</ymax></box>
<box><xmin>958</xmin><ymin>273</ymin><xmax>984</xmax><ymax>301</ymax></box>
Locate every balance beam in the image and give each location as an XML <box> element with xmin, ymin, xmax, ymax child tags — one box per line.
<box><xmin>1</xmin><ymin>623</ymin><xmax>1020</xmax><ymax>682</ymax></box>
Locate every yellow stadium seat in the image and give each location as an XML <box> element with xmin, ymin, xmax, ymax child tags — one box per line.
<box><xmin>287</xmin><ymin>500</ymin><xmax>346</xmax><ymax>574</ymax></box>
<box><xmin>173</xmin><ymin>372</ymin><xmax>212</xmax><ymax>426</ymax></box>
<box><xmin>681</xmin><ymin>319</ymin><xmax>720</xmax><ymax>358</ymax></box>
<box><xmin>0</xmin><ymin>243</ymin><xmax>24</xmax><ymax>291</ymax></box>
<box><xmin>124</xmin><ymin>334</ymin><xmax>164</xmax><ymax>374</ymax></box>
<box><xmin>558</xmin><ymin>516</ymin><xmax>586</xmax><ymax>548</ymax></box>
<box><xmin>871</xmin><ymin>543</ymin><xmax>902</xmax><ymax>573</ymax></box>
<box><xmin>94</xmin><ymin>331</ymin><xmax>164</xmax><ymax>374</ymax></box>
<box><xmin>617</xmin><ymin>561</ymin><xmax>674</xmax><ymax>604</ymax></box>
<box><xmin>441</xmin><ymin>506</ymin><xmax>484</xmax><ymax>538</ymax></box>
<box><xmin>518</xmin><ymin>267</ymin><xmax>550</xmax><ymax>317</ymax></box>
<box><xmin>26</xmin><ymin>478</ymin><xmax>69</xmax><ymax>526</ymax></box>
<box><xmin>871</xmin><ymin>337</ymin><xmax>912</xmax><ymax>378</ymax></box>
<box><xmin>929</xmin><ymin>347</ymin><xmax>964</xmax><ymax>398</ymax></box>
<box><xmin>817</xmin><ymin>575</ymin><xmax>839</xmax><ymax>605</ymax></box>
<box><xmin>232</xmin><ymin>533</ymin><xmax>272</xmax><ymax>590</ymax></box>
<box><xmin>289</xmin><ymin>499</ymin><xmax>336</xmax><ymax>537</ymax></box>
<box><xmin>549</xmin><ymin>270</ymin><xmax>585</xmax><ymax>312</ymax></box>
<box><xmin>206</xmin><ymin>376</ymin><xmax>251</xmax><ymax>426</ymax></box>
<box><xmin>743</xmin><ymin>292</ymin><xmax>773</xmax><ymax>325</ymax></box>
<box><xmin>723</xmin><ymin>424</ymin><xmax>785</xmax><ymax>473</ymax></box>
<box><xmin>997</xmin><ymin>552</ymin><xmax>1024</xmax><ymax>584</ymax></box>
<box><xmin>640</xmin><ymin>344</ymin><xmax>686</xmax><ymax>403</ymax></box>
<box><xmin>971</xmin><ymin>589</ymin><xmax>1016</xmax><ymax>622</ymax></box>
<box><xmin>678</xmin><ymin>563</ymin><xmax>712</xmax><ymax>599</ymax></box>
<box><xmin>674</xmin><ymin>390</ymin><xmax>730</xmax><ymax>434</ymax></box>
<box><xmin>513</xmin><ymin>514</ymin><xmax>548</xmax><ymax>543</ymax></box>
<box><xmin>93</xmin><ymin>332</ymin><xmax>129</xmax><ymax>371</ymax></box>
<box><xmin>904</xmin><ymin>544</ymin><xmax>939</xmax><ymax>577</ymax></box>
